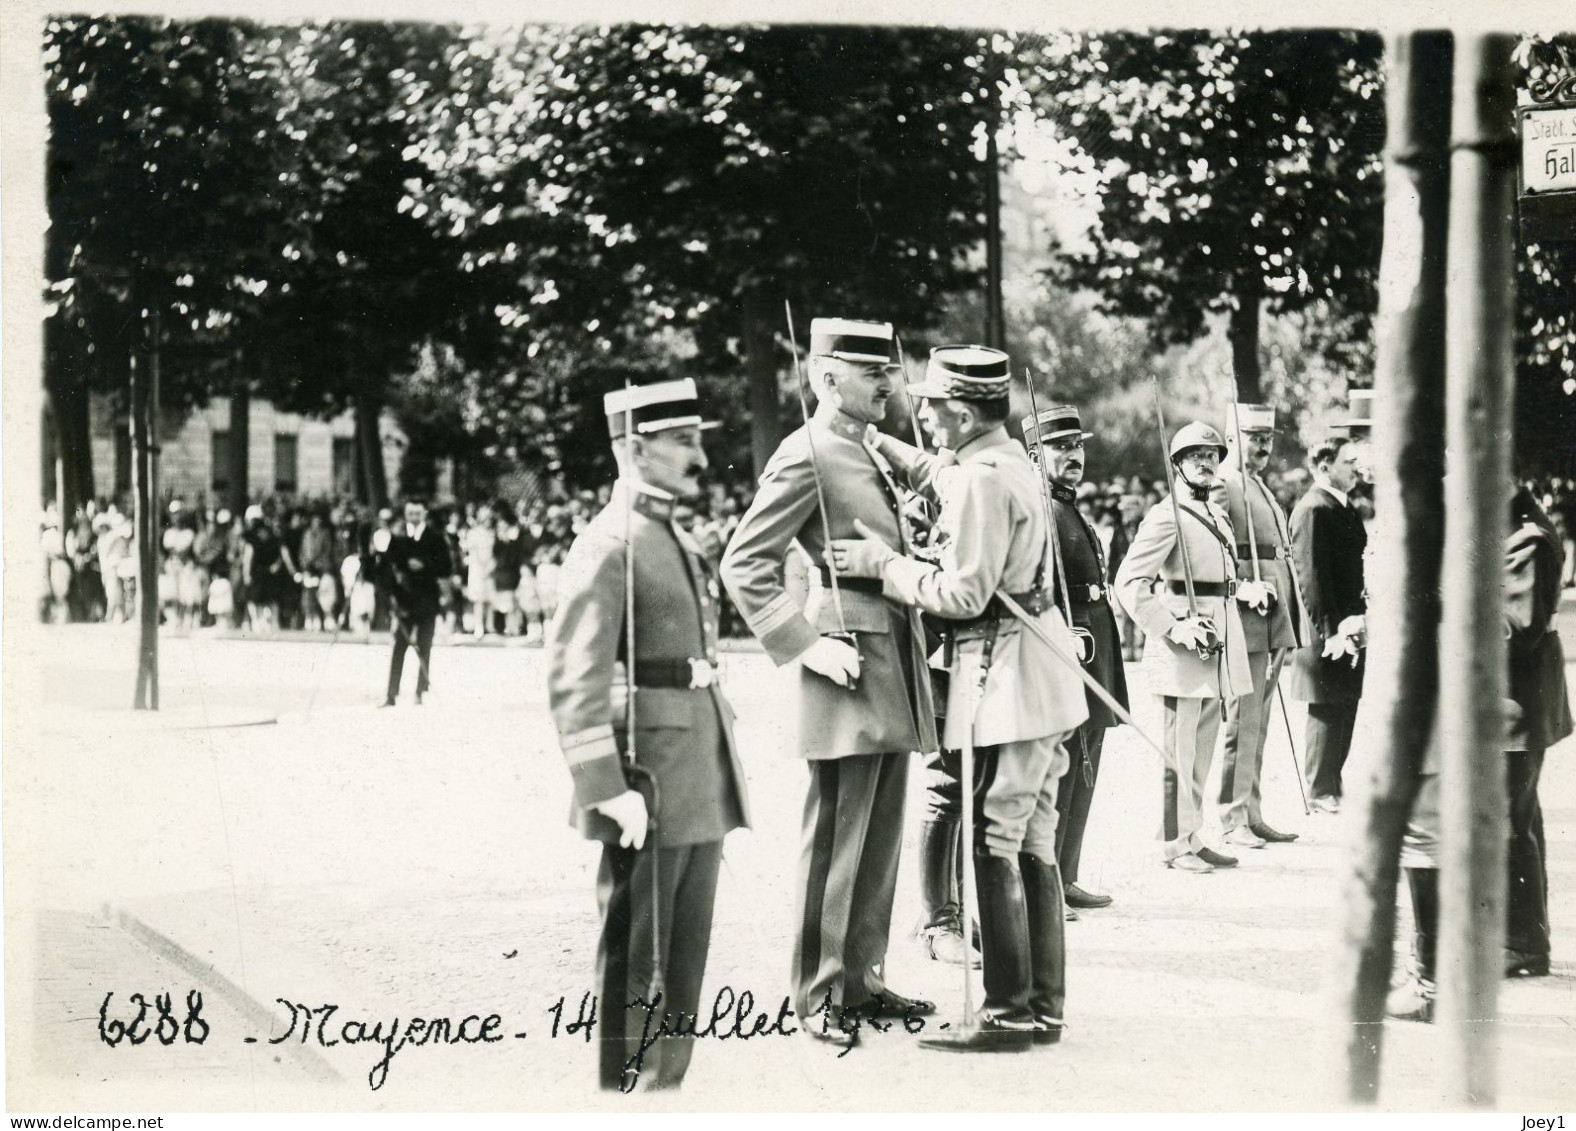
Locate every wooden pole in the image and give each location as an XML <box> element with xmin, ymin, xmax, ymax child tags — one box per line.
<box><xmin>1438</xmin><ymin>32</ymin><xmax>1517</xmax><ymax>1106</ymax></box>
<box><xmin>130</xmin><ymin>341</ymin><xmax>159</xmax><ymax>711</ymax></box>
<box><xmin>1333</xmin><ymin>31</ymin><xmax>1453</xmax><ymax>1103</ymax></box>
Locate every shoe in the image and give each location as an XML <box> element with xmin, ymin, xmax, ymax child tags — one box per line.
<box><xmin>1064</xmin><ymin>906</ymin><xmax>1079</xmax><ymax>922</ymax></box>
<box><xmin>848</xmin><ymin>991</ymin><xmax>937</xmax><ymax>1019</ymax></box>
<box><xmin>1310</xmin><ymin>795</ymin><xmax>1342</xmax><ymax>814</ymax></box>
<box><xmin>377</xmin><ymin>698</ymin><xmax>397</xmax><ymax>708</ymax></box>
<box><xmin>1505</xmin><ymin>949</ymin><xmax>1551</xmax><ymax>978</ymax></box>
<box><xmin>917</xmin><ymin>1015</ymin><xmax>1037</xmax><ymax>1053</ymax></box>
<box><xmin>1385</xmin><ymin>978</ymin><xmax>1435</xmax><ymax>1023</ymax></box>
<box><xmin>1223</xmin><ymin>826</ymin><xmax>1268</xmax><ymax>849</ymax></box>
<box><xmin>1249</xmin><ymin>821</ymin><xmax>1299</xmax><ymax>843</ymax></box>
<box><xmin>919</xmin><ymin>924</ymin><xmax>981</xmax><ymax>968</ymax></box>
<box><xmin>414</xmin><ymin>692</ymin><xmax>424</xmax><ymax>706</ymax></box>
<box><xmin>1166</xmin><ymin>853</ymin><xmax>1214</xmax><ymax>874</ymax></box>
<box><xmin>802</xmin><ymin>1024</ymin><xmax>859</xmax><ymax>1052</ymax></box>
<box><xmin>1063</xmin><ymin>883</ymin><xmax>1112</xmax><ymax>910</ymax></box>
<box><xmin>1019</xmin><ymin>854</ymin><xmax>1068</xmax><ymax>1049</ymax></box>
<box><xmin>1196</xmin><ymin>847</ymin><xmax>1239</xmax><ymax>869</ymax></box>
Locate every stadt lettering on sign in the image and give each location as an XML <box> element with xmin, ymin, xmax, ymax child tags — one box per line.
<box><xmin>1521</xmin><ymin>107</ymin><xmax>1576</xmax><ymax>194</ymax></box>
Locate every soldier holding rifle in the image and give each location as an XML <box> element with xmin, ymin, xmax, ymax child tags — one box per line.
<box><xmin>1214</xmin><ymin>403</ymin><xmax>1308</xmax><ymax>848</ymax></box>
<box><xmin>721</xmin><ymin>316</ymin><xmax>938</xmax><ymax>1050</ymax></box>
<box><xmin>1114</xmin><ymin>413</ymin><xmax>1254</xmax><ymax>874</ymax></box>
<box><xmin>547</xmin><ymin>379</ymin><xmax>750</xmax><ymax>1090</ymax></box>
<box><xmin>829</xmin><ymin>345</ymin><xmax>1089</xmax><ymax>1053</ymax></box>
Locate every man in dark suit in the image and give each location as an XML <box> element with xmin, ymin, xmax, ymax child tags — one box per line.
<box><xmin>1289</xmin><ymin>436</ymin><xmax>1368</xmax><ymax>812</ymax></box>
<box><xmin>1024</xmin><ymin>405</ymin><xmax>1129</xmax><ymax>913</ymax></box>
<box><xmin>376</xmin><ymin>497</ymin><xmax>452</xmax><ymax>706</ymax></box>
<box><xmin>548</xmin><ymin>378</ymin><xmax>749</xmax><ymax>1088</ymax></box>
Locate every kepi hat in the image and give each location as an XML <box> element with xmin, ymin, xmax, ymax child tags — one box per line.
<box><xmin>908</xmin><ymin>345</ymin><xmax>1011</xmax><ymax>401</ymax></box>
<box><xmin>809</xmin><ymin>318</ymin><xmax>895</xmax><ymax>365</ymax></box>
<box><xmin>1022</xmin><ymin>404</ymin><xmax>1093</xmax><ymax>445</ymax></box>
<box><xmin>604</xmin><ymin>378</ymin><xmax>719</xmax><ymax>440</ymax></box>
<box><xmin>1226</xmin><ymin>403</ymin><xmax>1277</xmax><ymax>435</ymax></box>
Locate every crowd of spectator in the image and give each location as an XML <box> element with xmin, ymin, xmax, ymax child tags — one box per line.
<box><xmin>37</xmin><ymin>479</ymin><xmax>759</xmax><ymax>637</ymax></box>
<box><xmin>36</xmin><ymin>471</ymin><xmax>1576</xmax><ymax>639</ymax></box>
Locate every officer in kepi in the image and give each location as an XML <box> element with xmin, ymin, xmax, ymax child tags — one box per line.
<box><xmin>721</xmin><ymin>317</ymin><xmax>938</xmax><ymax>1051</ymax></box>
<box><xmin>1115</xmin><ymin>421</ymin><xmax>1254</xmax><ymax>874</ymax></box>
<box><xmin>830</xmin><ymin>345</ymin><xmax>1089</xmax><ymax>1053</ymax></box>
<box><xmin>1023</xmin><ymin>405</ymin><xmax>1129</xmax><ymax>915</ymax></box>
<box><xmin>546</xmin><ymin>378</ymin><xmax>751</xmax><ymax>1091</ymax></box>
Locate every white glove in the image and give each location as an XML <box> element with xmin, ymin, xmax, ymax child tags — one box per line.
<box><xmin>1234</xmin><ymin>579</ymin><xmax>1277</xmax><ymax>614</ymax></box>
<box><xmin>372</xmin><ymin>528</ymin><xmax>392</xmax><ymax>553</ymax></box>
<box><xmin>1336</xmin><ymin>614</ymin><xmax>1367</xmax><ymax>650</ymax></box>
<box><xmin>591</xmin><ymin>789</ymin><xmax>649</xmax><ymax>850</ymax></box>
<box><xmin>1167</xmin><ymin>616</ymin><xmax>1215</xmax><ymax>652</ymax></box>
<box><xmin>800</xmin><ymin>635</ymin><xmax>862</xmax><ymax>690</ymax></box>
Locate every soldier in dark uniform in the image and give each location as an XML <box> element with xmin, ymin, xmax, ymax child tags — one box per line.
<box><xmin>1023</xmin><ymin>405</ymin><xmax>1129</xmax><ymax>913</ymax></box>
<box><xmin>547</xmin><ymin>378</ymin><xmax>751</xmax><ymax>1089</ymax></box>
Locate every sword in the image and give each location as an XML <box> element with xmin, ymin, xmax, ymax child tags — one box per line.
<box><xmin>1023</xmin><ymin>369</ymin><xmax>1095</xmax><ymax>788</ymax></box>
<box><xmin>785</xmin><ymin>300</ymin><xmax>858</xmax><ymax>672</ymax></box>
<box><xmin>621</xmin><ymin>378</ymin><xmax>664</xmax><ymax>1004</ymax></box>
<box><xmin>1278</xmin><ymin>685</ymin><xmax>1312</xmax><ymax>816</ymax></box>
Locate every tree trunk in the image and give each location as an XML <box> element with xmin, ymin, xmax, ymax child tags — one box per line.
<box><xmin>742</xmin><ymin>291</ymin><xmax>784</xmax><ymax>480</ymax></box>
<box><xmin>130</xmin><ymin>345</ymin><xmax>159</xmax><ymax>711</ymax></box>
<box><xmin>1438</xmin><ymin>33</ymin><xmax>1517</xmax><ymax>1106</ymax></box>
<box><xmin>985</xmin><ymin>124</ymin><xmax>1006</xmax><ymax>351</ymax></box>
<box><xmin>1229</xmin><ymin>268</ymin><xmax>1263</xmax><ymax>403</ymax></box>
<box><xmin>228</xmin><ymin>380</ymin><xmax>251</xmax><ymax>516</ymax></box>
<box><xmin>356</xmin><ymin>392</ymin><xmax>390</xmax><ymax>509</ymax></box>
<box><xmin>43</xmin><ymin>325</ymin><xmax>96</xmax><ymax>520</ymax></box>
<box><xmin>1332</xmin><ymin>31</ymin><xmax>1452</xmax><ymax>1103</ymax></box>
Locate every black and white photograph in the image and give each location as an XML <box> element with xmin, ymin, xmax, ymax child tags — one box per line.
<box><xmin>3</xmin><ymin>0</ymin><xmax>1576</xmax><ymax>1117</ymax></box>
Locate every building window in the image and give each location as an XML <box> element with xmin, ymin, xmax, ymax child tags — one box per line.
<box><xmin>332</xmin><ymin>436</ymin><xmax>357</xmax><ymax>497</ymax></box>
<box><xmin>211</xmin><ymin>431</ymin><xmax>231</xmax><ymax>496</ymax></box>
<box><xmin>274</xmin><ymin>434</ymin><xmax>299</xmax><ymax>494</ymax></box>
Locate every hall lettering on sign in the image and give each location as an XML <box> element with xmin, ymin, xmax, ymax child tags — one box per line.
<box><xmin>1521</xmin><ymin>107</ymin><xmax>1576</xmax><ymax>193</ymax></box>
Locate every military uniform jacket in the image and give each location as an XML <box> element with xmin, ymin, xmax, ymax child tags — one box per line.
<box><xmin>1115</xmin><ymin>492</ymin><xmax>1254</xmax><ymax>700</ymax></box>
<box><xmin>1214</xmin><ymin>469</ymin><xmax>1307</xmax><ymax>654</ymax></box>
<box><xmin>1504</xmin><ymin>490</ymin><xmax>1573</xmax><ymax>753</ymax></box>
<box><xmin>1048</xmin><ymin>487</ymin><xmax>1129</xmax><ymax>728</ymax></box>
<box><xmin>548</xmin><ymin>483</ymin><xmax>750</xmax><ymax>846</ymax></box>
<box><xmin>1288</xmin><ymin>485</ymin><xmax>1367</xmax><ymax>704</ymax></box>
<box><xmin>875</xmin><ymin>429</ymin><xmax>1090</xmax><ymax>750</ymax></box>
<box><xmin>721</xmin><ymin>415</ymin><xmax>937</xmax><ymax>759</ymax></box>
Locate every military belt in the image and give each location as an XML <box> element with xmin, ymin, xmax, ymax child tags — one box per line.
<box><xmin>950</xmin><ymin>587</ymin><xmax>1052</xmax><ymax>632</ymax></box>
<box><xmin>1167</xmin><ymin>580</ymin><xmax>1237</xmax><ymax>598</ymax></box>
<box><xmin>1066</xmin><ymin>583</ymin><xmax>1107</xmax><ymax>605</ymax></box>
<box><xmin>816</xmin><ymin>569</ymin><xmax>885</xmax><ymax>596</ymax></box>
<box><xmin>634</xmin><ymin>658</ymin><xmax>718</xmax><ymax>690</ymax></box>
<box><xmin>1235</xmin><ymin>544</ymin><xmax>1285</xmax><ymax>561</ymax></box>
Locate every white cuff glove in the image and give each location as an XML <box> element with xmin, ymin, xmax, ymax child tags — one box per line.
<box><xmin>1234</xmin><ymin>579</ymin><xmax>1276</xmax><ymax>614</ymax></box>
<box><xmin>800</xmin><ymin>635</ymin><xmax>862</xmax><ymax>690</ymax></box>
<box><xmin>591</xmin><ymin>789</ymin><xmax>650</xmax><ymax>850</ymax></box>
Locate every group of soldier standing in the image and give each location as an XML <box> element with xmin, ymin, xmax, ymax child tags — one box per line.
<box><xmin>544</xmin><ymin>315</ymin><xmax>1569</xmax><ymax>1090</ymax></box>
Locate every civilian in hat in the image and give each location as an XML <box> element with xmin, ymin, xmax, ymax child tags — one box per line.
<box><xmin>1288</xmin><ymin>435</ymin><xmax>1368</xmax><ymax>813</ymax></box>
<box><xmin>1024</xmin><ymin>405</ymin><xmax>1129</xmax><ymax>914</ymax></box>
<box><xmin>547</xmin><ymin>378</ymin><xmax>749</xmax><ymax>1089</ymax></box>
<box><xmin>374</xmin><ymin>497</ymin><xmax>452</xmax><ymax>705</ymax></box>
<box><xmin>721</xmin><ymin>317</ymin><xmax>938</xmax><ymax>1047</ymax></box>
<box><xmin>1213</xmin><ymin>404</ymin><xmax>1308</xmax><ymax>848</ymax></box>
<box><xmin>1115</xmin><ymin>422</ymin><xmax>1254</xmax><ymax>873</ymax></box>
<box><xmin>830</xmin><ymin>345</ymin><xmax>1089</xmax><ymax>1052</ymax></box>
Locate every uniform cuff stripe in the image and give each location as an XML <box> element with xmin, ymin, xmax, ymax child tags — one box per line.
<box><xmin>749</xmin><ymin>593</ymin><xmax>803</xmax><ymax>637</ymax></box>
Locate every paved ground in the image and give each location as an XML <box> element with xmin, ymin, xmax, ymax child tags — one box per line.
<box><xmin>6</xmin><ymin>611</ymin><xmax>1576</xmax><ymax>1113</ymax></box>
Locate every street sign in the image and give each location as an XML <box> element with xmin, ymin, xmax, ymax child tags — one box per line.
<box><xmin>1521</xmin><ymin>106</ymin><xmax>1576</xmax><ymax>194</ymax></box>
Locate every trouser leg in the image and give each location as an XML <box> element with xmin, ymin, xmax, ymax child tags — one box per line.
<box><xmin>1304</xmin><ymin>700</ymin><xmax>1355</xmax><ymax>800</ymax></box>
<box><xmin>386</xmin><ymin>625</ymin><xmax>409</xmax><ymax>701</ymax></box>
<box><xmin>1054</xmin><ymin>724</ymin><xmax>1104</xmax><ymax>885</ymax></box>
<box><xmin>844</xmin><ymin>751</ymin><xmax>909</xmax><ymax>1001</ymax></box>
<box><xmin>1220</xmin><ymin>650</ymin><xmax>1273</xmax><ymax>830</ymax></box>
<box><xmin>414</xmin><ymin>614</ymin><xmax>436</xmax><ymax>695</ymax></box>
<box><xmin>1505</xmin><ymin>749</ymin><xmax>1550</xmax><ymax>956</ymax></box>
<box><xmin>1408</xmin><ymin>867</ymin><xmax>1439</xmax><ymax>986</ymax></box>
<box><xmin>793</xmin><ymin>753</ymin><xmax>903</xmax><ymax>1014</ymax></box>
<box><xmin>1161</xmin><ymin>697</ymin><xmax>1218</xmax><ymax>859</ymax></box>
<box><xmin>595</xmin><ymin>840</ymin><xmax>722</xmax><ymax>1091</ymax></box>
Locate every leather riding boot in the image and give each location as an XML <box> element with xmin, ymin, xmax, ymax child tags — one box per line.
<box><xmin>1388</xmin><ymin>867</ymin><xmax>1439</xmax><ymax>1023</ymax></box>
<box><xmin>919</xmin><ymin>853</ymin><xmax>1036</xmax><ymax>1054</ymax></box>
<box><xmin>1020</xmin><ymin>853</ymin><xmax>1068</xmax><ymax>1046</ymax></box>
<box><xmin>916</xmin><ymin>820</ymin><xmax>979</xmax><ymax>967</ymax></box>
